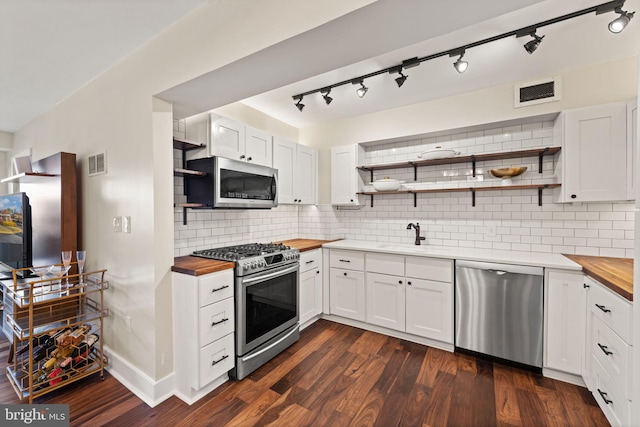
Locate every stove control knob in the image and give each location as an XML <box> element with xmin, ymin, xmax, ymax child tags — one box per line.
<box><xmin>251</xmin><ymin>260</ymin><xmax>258</xmax><ymax>269</ymax></box>
<box><xmin>294</xmin><ymin>252</ymin><xmax>300</xmax><ymax>259</ymax></box>
<box><xmin>259</xmin><ymin>260</ymin><xmax>266</xmax><ymax>267</ymax></box>
<box><xmin>243</xmin><ymin>263</ymin><xmax>250</xmax><ymax>271</ymax></box>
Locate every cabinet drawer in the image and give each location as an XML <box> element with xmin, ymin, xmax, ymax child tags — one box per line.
<box><xmin>406</xmin><ymin>256</ymin><xmax>452</xmax><ymax>283</ymax></box>
<box><xmin>300</xmin><ymin>249</ymin><xmax>321</xmax><ymax>273</ymax></box>
<box><xmin>366</xmin><ymin>253</ymin><xmax>404</xmax><ymax>276</ymax></box>
<box><xmin>330</xmin><ymin>250</ymin><xmax>364</xmax><ymax>271</ymax></box>
<box><xmin>199</xmin><ymin>297</ymin><xmax>235</xmax><ymax>347</ymax></box>
<box><xmin>591</xmin><ymin>355</ymin><xmax>630</xmax><ymax>427</ymax></box>
<box><xmin>198</xmin><ymin>269</ymin><xmax>234</xmax><ymax>308</ymax></box>
<box><xmin>589</xmin><ymin>278</ymin><xmax>632</xmax><ymax>343</ymax></box>
<box><xmin>590</xmin><ymin>316</ymin><xmax>632</xmax><ymax>400</ymax></box>
<box><xmin>198</xmin><ymin>332</ymin><xmax>235</xmax><ymax>388</ymax></box>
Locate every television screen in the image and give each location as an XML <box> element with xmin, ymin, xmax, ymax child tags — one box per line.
<box><xmin>0</xmin><ymin>192</ymin><xmax>32</xmax><ymax>272</ymax></box>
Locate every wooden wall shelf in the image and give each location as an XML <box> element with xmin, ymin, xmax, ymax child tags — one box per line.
<box><xmin>1</xmin><ymin>172</ymin><xmax>57</xmax><ymax>184</ymax></box>
<box><xmin>358</xmin><ymin>183</ymin><xmax>561</xmax><ymax>207</ymax></box>
<box><xmin>357</xmin><ymin>146</ymin><xmax>561</xmax><ymax>180</ymax></box>
<box><xmin>173</xmin><ymin>137</ymin><xmax>207</xmax><ymax>225</ymax></box>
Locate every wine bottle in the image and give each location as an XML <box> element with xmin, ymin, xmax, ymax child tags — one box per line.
<box><xmin>21</xmin><ymin>328</ymin><xmax>72</xmax><ymax>369</ymax></box>
<box><xmin>57</xmin><ymin>324</ymin><xmax>91</xmax><ymax>349</ymax></box>
<box><xmin>48</xmin><ymin>334</ymin><xmax>99</xmax><ymax>386</ymax></box>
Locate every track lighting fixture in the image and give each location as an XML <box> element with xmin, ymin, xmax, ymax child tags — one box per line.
<box><xmin>291</xmin><ymin>0</ymin><xmax>634</xmax><ymax>110</ymax></box>
<box><xmin>353</xmin><ymin>80</ymin><xmax>368</xmax><ymax>98</ymax></box>
<box><xmin>523</xmin><ymin>32</ymin><xmax>544</xmax><ymax>54</ymax></box>
<box><xmin>321</xmin><ymin>88</ymin><xmax>333</xmax><ymax>105</ymax></box>
<box><xmin>608</xmin><ymin>6</ymin><xmax>634</xmax><ymax>32</ymax></box>
<box><xmin>391</xmin><ymin>68</ymin><xmax>407</xmax><ymax>88</ymax></box>
<box><xmin>451</xmin><ymin>49</ymin><xmax>468</xmax><ymax>73</ymax></box>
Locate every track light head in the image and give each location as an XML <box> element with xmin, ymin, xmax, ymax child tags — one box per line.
<box><xmin>524</xmin><ymin>32</ymin><xmax>544</xmax><ymax>54</ymax></box>
<box><xmin>353</xmin><ymin>80</ymin><xmax>368</xmax><ymax>98</ymax></box>
<box><xmin>321</xmin><ymin>88</ymin><xmax>333</xmax><ymax>105</ymax></box>
<box><xmin>609</xmin><ymin>7</ymin><xmax>634</xmax><ymax>32</ymax></box>
<box><xmin>450</xmin><ymin>49</ymin><xmax>468</xmax><ymax>73</ymax></box>
<box><xmin>293</xmin><ymin>95</ymin><xmax>304</xmax><ymax>112</ymax></box>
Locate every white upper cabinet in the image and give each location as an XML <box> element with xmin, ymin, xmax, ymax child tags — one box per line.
<box><xmin>554</xmin><ymin>101</ymin><xmax>630</xmax><ymax>202</ymax></box>
<box><xmin>209</xmin><ymin>116</ymin><xmax>273</xmax><ymax>167</ymax></box>
<box><xmin>627</xmin><ymin>99</ymin><xmax>637</xmax><ymax>202</ymax></box>
<box><xmin>331</xmin><ymin>144</ymin><xmax>364</xmax><ymax>206</ymax></box>
<box><xmin>273</xmin><ymin>137</ymin><xmax>317</xmax><ymax>205</ymax></box>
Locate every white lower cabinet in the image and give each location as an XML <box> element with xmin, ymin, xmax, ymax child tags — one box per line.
<box><xmin>172</xmin><ymin>269</ymin><xmax>236</xmax><ymax>404</ymax></box>
<box><xmin>329</xmin><ymin>249</ymin><xmax>453</xmax><ymax>345</ymax></box>
<box><xmin>405</xmin><ymin>278</ymin><xmax>452</xmax><ymax>343</ymax></box>
<box><xmin>366</xmin><ymin>272</ymin><xmax>406</xmax><ymax>331</ymax></box>
<box><xmin>545</xmin><ymin>269</ymin><xmax>587</xmax><ymax>376</ymax></box>
<box><xmin>299</xmin><ymin>249</ymin><xmax>323</xmax><ymax>328</ymax></box>
<box><xmin>585</xmin><ymin>276</ymin><xmax>633</xmax><ymax>427</ymax></box>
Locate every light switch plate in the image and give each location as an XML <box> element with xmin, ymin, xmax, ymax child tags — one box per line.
<box><xmin>113</xmin><ymin>216</ymin><xmax>122</xmax><ymax>232</ymax></box>
<box><xmin>123</xmin><ymin>216</ymin><xmax>131</xmax><ymax>233</ymax></box>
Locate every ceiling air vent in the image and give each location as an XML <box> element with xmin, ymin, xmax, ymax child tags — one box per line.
<box><xmin>514</xmin><ymin>76</ymin><xmax>560</xmax><ymax>108</ymax></box>
<box><xmin>88</xmin><ymin>151</ymin><xmax>107</xmax><ymax>176</ymax></box>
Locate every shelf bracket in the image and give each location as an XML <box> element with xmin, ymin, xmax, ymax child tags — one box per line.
<box><xmin>183</xmin><ymin>207</ymin><xmax>188</xmax><ymax>225</ymax></box>
<box><xmin>471</xmin><ymin>155</ymin><xmax>476</xmax><ymax>177</ymax></box>
<box><xmin>470</xmin><ymin>188</ymin><xmax>476</xmax><ymax>207</ymax></box>
<box><xmin>369</xmin><ymin>168</ymin><xmax>373</xmax><ymax>182</ymax></box>
<box><xmin>538</xmin><ymin>147</ymin><xmax>550</xmax><ymax>173</ymax></box>
<box><xmin>370</xmin><ymin>194</ymin><xmax>374</xmax><ymax>208</ymax></box>
<box><xmin>538</xmin><ymin>184</ymin><xmax>550</xmax><ymax>206</ymax></box>
<box><xmin>413</xmin><ymin>192</ymin><xmax>417</xmax><ymax>208</ymax></box>
<box><xmin>410</xmin><ymin>162</ymin><xmax>417</xmax><ymax>181</ymax></box>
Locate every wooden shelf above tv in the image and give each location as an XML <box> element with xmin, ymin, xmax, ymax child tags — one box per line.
<box><xmin>1</xmin><ymin>172</ymin><xmax>58</xmax><ymax>184</ymax></box>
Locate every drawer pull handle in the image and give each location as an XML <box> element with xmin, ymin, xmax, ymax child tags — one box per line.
<box><xmin>595</xmin><ymin>304</ymin><xmax>611</xmax><ymax>313</ymax></box>
<box><xmin>597</xmin><ymin>343</ymin><xmax>613</xmax><ymax>356</ymax></box>
<box><xmin>597</xmin><ymin>389</ymin><xmax>613</xmax><ymax>405</ymax></box>
<box><xmin>211</xmin><ymin>285</ymin><xmax>230</xmax><ymax>293</ymax></box>
<box><xmin>211</xmin><ymin>354</ymin><xmax>229</xmax><ymax>366</ymax></box>
<box><xmin>211</xmin><ymin>318</ymin><xmax>229</xmax><ymax>327</ymax></box>
<box><xmin>339</xmin><ymin>259</ymin><xmax>351</xmax><ymax>263</ymax></box>
<box><xmin>583</xmin><ymin>283</ymin><xmax>590</xmax><ymax>289</ymax></box>
<box><xmin>305</xmin><ymin>260</ymin><xmax>314</xmax><ymax>264</ymax></box>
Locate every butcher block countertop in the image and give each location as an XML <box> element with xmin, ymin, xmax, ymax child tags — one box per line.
<box><xmin>563</xmin><ymin>254</ymin><xmax>633</xmax><ymax>301</ymax></box>
<box><xmin>171</xmin><ymin>239</ymin><xmax>335</xmax><ymax>276</ymax></box>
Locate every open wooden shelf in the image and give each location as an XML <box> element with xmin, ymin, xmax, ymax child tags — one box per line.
<box><xmin>174</xmin><ymin>168</ymin><xmax>206</xmax><ymax>177</ymax></box>
<box><xmin>357</xmin><ymin>146</ymin><xmax>561</xmax><ymax>179</ymax></box>
<box><xmin>358</xmin><ymin>183</ymin><xmax>561</xmax><ymax>207</ymax></box>
<box><xmin>172</xmin><ymin>137</ymin><xmax>205</xmax><ymax>151</ymax></box>
<box><xmin>1</xmin><ymin>172</ymin><xmax>57</xmax><ymax>184</ymax></box>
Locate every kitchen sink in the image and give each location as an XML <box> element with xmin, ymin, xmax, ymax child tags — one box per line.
<box><xmin>374</xmin><ymin>243</ymin><xmax>453</xmax><ymax>252</ymax></box>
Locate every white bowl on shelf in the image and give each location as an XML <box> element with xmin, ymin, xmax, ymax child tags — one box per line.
<box><xmin>372</xmin><ymin>178</ymin><xmax>403</xmax><ymax>191</ymax></box>
<box><xmin>417</xmin><ymin>146</ymin><xmax>460</xmax><ymax>160</ymax></box>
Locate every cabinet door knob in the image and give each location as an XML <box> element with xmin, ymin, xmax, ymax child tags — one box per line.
<box><xmin>294</xmin><ymin>199</ymin><xmax>298</xmax><ymax>202</ymax></box>
<box><xmin>343</xmin><ymin>272</ymin><xmax>347</xmax><ymax>276</ymax></box>
<box><xmin>398</xmin><ymin>280</ymin><xmax>402</xmax><ymax>284</ymax></box>
<box><xmin>247</xmin><ymin>157</ymin><xmax>252</xmax><ymax>161</ymax></box>
<box><xmin>240</xmin><ymin>155</ymin><xmax>246</xmax><ymax>159</ymax></box>
<box><xmin>316</xmin><ymin>270</ymin><xmax>320</xmax><ymax>274</ymax></box>
<box><xmin>408</xmin><ymin>281</ymin><xmax>412</xmax><ymax>285</ymax></box>
<box><xmin>571</xmin><ymin>194</ymin><xmax>577</xmax><ymax>199</ymax></box>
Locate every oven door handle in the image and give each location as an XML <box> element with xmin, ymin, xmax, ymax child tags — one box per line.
<box><xmin>242</xmin><ymin>264</ymin><xmax>299</xmax><ymax>286</ymax></box>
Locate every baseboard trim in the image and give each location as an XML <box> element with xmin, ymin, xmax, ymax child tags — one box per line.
<box><xmin>542</xmin><ymin>368</ymin><xmax>586</xmax><ymax>387</ymax></box>
<box><xmin>104</xmin><ymin>345</ymin><xmax>175</xmax><ymax>408</ymax></box>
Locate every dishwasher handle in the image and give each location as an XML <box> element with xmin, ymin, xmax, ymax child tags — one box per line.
<box><xmin>456</xmin><ymin>260</ymin><xmax>543</xmax><ymax>276</ymax></box>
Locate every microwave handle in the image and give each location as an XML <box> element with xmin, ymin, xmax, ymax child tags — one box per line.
<box><xmin>271</xmin><ymin>173</ymin><xmax>278</xmax><ymax>200</ymax></box>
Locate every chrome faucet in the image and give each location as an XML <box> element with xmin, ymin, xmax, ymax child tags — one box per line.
<box><xmin>407</xmin><ymin>222</ymin><xmax>426</xmax><ymax>245</ymax></box>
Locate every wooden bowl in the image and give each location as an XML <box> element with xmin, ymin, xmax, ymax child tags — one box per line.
<box><xmin>489</xmin><ymin>166</ymin><xmax>527</xmax><ymax>178</ymax></box>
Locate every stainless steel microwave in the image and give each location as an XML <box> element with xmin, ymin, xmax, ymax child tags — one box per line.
<box><xmin>185</xmin><ymin>156</ymin><xmax>278</xmax><ymax>209</ymax></box>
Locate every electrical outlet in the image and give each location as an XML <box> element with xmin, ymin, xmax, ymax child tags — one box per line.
<box><xmin>123</xmin><ymin>216</ymin><xmax>131</xmax><ymax>233</ymax></box>
<box><xmin>125</xmin><ymin>315</ymin><xmax>132</xmax><ymax>332</ymax></box>
<box><xmin>486</xmin><ymin>225</ymin><xmax>497</xmax><ymax>237</ymax></box>
<box><xmin>113</xmin><ymin>216</ymin><xmax>122</xmax><ymax>232</ymax></box>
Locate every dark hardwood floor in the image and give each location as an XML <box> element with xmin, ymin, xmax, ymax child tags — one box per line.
<box><xmin>0</xmin><ymin>319</ymin><xmax>609</xmax><ymax>426</ymax></box>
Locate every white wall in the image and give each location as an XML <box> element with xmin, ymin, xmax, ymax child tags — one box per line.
<box><xmin>300</xmin><ymin>56</ymin><xmax>638</xmax><ymax>205</ymax></box>
<box><xmin>8</xmin><ymin>0</ymin><xmax>374</xmax><ymax>395</ymax></box>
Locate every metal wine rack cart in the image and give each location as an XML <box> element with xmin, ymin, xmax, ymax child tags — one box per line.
<box><xmin>3</xmin><ymin>264</ymin><xmax>109</xmax><ymax>403</ymax></box>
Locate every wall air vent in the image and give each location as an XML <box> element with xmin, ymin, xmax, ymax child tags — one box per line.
<box><xmin>514</xmin><ymin>76</ymin><xmax>561</xmax><ymax>108</ymax></box>
<box><xmin>88</xmin><ymin>151</ymin><xmax>107</xmax><ymax>176</ymax></box>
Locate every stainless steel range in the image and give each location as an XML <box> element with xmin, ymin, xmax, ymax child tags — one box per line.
<box><xmin>192</xmin><ymin>243</ymin><xmax>300</xmax><ymax>380</ymax></box>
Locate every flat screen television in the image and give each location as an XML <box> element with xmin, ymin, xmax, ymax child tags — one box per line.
<box><xmin>0</xmin><ymin>192</ymin><xmax>32</xmax><ymax>275</ymax></box>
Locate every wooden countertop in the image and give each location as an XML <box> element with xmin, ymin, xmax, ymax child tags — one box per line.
<box><xmin>171</xmin><ymin>239</ymin><xmax>335</xmax><ymax>276</ymax></box>
<box><xmin>563</xmin><ymin>254</ymin><xmax>633</xmax><ymax>301</ymax></box>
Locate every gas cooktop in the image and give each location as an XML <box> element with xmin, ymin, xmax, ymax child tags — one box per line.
<box><xmin>192</xmin><ymin>242</ymin><xmax>300</xmax><ymax>275</ymax></box>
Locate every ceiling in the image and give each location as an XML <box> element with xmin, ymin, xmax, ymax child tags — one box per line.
<box><xmin>1</xmin><ymin>0</ymin><xmax>638</xmax><ymax>134</ymax></box>
<box><xmin>0</xmin><ymin>0</ymin><xmax>207</xmax><ymax>133</ymax></box>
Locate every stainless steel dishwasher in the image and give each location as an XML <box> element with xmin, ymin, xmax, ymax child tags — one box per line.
<box><xmin>455</xmin><ymin>260</ymin><xmax>544</xmax><ymax>368</ymax></box>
